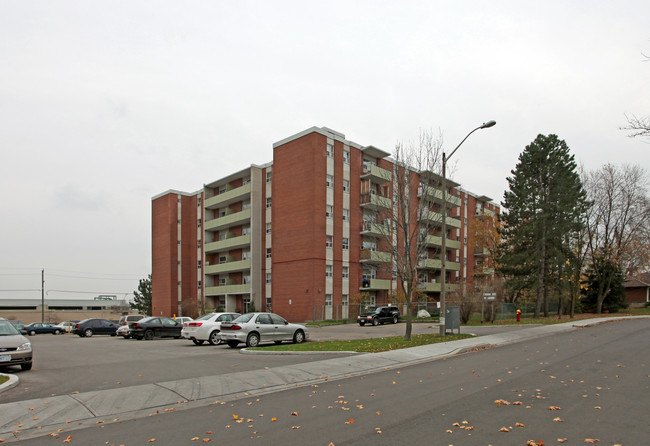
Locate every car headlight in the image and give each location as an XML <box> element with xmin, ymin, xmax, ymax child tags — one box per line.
<box><xmin>18</xmin><ymin>342</ymin><xmax>32</xmax><ymax>352</ymax></box>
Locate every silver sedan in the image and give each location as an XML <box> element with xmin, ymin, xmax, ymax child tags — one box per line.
<box><xmin>218</xmin><ymin>312</ymin><xmax>309</xmax><ymax>348</ymax></box>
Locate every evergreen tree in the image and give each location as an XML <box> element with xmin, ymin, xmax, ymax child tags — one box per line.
<box><xmin>581</xmin><ymin>255</ymin><xmax>627</xmax><ymax>313</ymax></box>
<box><xmin>498</xmin><ymin>134</ymin><xmax>588</xmax><ymax>317</ymax></box>
<box><xmin>130</xmin><ymin>274</ymin><xmax>152</xmax><ymax>315</ymax></box>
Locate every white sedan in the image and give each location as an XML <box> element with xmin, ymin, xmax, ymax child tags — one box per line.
<box><xmin>218</xmin><ymin>312</ymin><xmax>309</xmax><ymax>348</ymax></box>
<box><xmin>181</xmin><ymin>312</ymin><xmax>240</xmax><ymax>345</ymax></box>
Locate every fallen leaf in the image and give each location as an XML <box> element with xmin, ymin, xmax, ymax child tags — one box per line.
<box><xmin>499</xmin><ymin>427</ymin><xmax>510</xmax><ymax>432</ymax></box>
<box><xmin>202</xmin><ymin>439</ymin><xmax>211</xmax><ymax>443</ymax></box>
<box><xmin>548</xmin><ymin>406</ymin><xmax>561</xmax><ymax>411</ymax></box>
<box><xmin>191</xmin><ymin>438</ymin><xmax>200</xmax><ymax>441</ymax></box>
<box><xmin>345</xmin><ymin>419</ymin><xmax>355</xmax><ymax>424</ymax></box>
<box><xmin>63</xmin><ymin>436</ymin><xmax>72</xmax><ymax>443</ymax></box>
<box><xmin>148</xmin><ymin>439</ymin><xmax>156</xmax><ymax>443</ymax></box>
<box><xmin>291</xmin><ymin>412</ymin><xmax>300</xmax><ymax>416</ymax></box>
<box><xmin>553</xmin><ymin>417</ymin><xmax>564</xmax><ymax>422</ymax></box>
<box><xmin>291</xmin><ymin>426</ymin><xmax>301</xmax><ymax>429</ymax></box>
<box><xmin>558</xmin><ymin>439</ymin><xmax>567</xmax><ymax>443</ymax></box>
<box><xmin>271</xmin><ymin>418</ymin><xmax>277</xmax><ymax>422</ymax></box>
<box><xmin>584</xmin><ymin>440</ymin><xmax>600</xmax><ymax>444</ymax></box>
<box><xmin>516</xmin><ymin>422</ymin><xmax>525</xmax><ymax>427</ymax></box>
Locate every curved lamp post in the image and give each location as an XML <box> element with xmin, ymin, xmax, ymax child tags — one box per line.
<box><xmin>439</xmin><ymin>120</ymin><xmax>496</xmax><ymax>335</ymax></box>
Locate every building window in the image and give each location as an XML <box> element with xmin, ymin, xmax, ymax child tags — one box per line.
<box><xmin>266</xmin><ymin>273</ymin><xmax>272</xmax><ymax>284</ymax></box>
<box><xmin>243</xmin><ymin>225</ymin><xmax>251</xmax><ymax>235</ymax></box>
<box><xmin>266</xmin><ymin>197</ymin><xmax>272</xmax><ymax>209</ymax></box>
<box><xmin>198</xmin><ymin>280</ymin><xmax>202</xmax><ymax>287</ymax></box>
<box><xmin>326</xmin><ymin>174</ymin><xmax>334</xmax><ymax>188</ymax></box>
<box><xmin>343</xmin><ymin>150</ymin><xmax>350</xmax><ymax>164</ymax></box>
<box><xmin>266</xmin><ymin>171</ymin><xmax>272</xmax><ymax>183</ymax></box>
<box><xmin>326</xmin><ymin>143</ymin><xmax>334</xmax><ymax>157</ymax></box>
<box><xmin>242</xmin><ymin>249</ymin><xmax>250</xmax><ymax>260</ymax></box>
<box><xmin>464</xmin><ymin>237</ymin><xmax>467</xmax><ymax>245</ymax></box>
<box><xmin>243</xmin><ymin>201</ymin><xmax>251</xmax><ymax>210</ymax></box>
<box><xmin>266</xmin><ymin>248</ymin><xmax>272</xmax><ymax>258</ymax></box>
<box><xmin>342</xmin><ymin>266</ymin><xmax>349</xmax><ymax>278</ymax></box>
<box><xmin>342</xmin><ymin>294</ymin><xmax>349</xmax><ymax>306</ymax></box>
<box><xmin>325</xmin><ymin>265</ymin><xmax>333</xmax><ymax>278</ymax></box>
<box><xmin>197</xmin><ymin>219</ymin><xmax>202</xmax><ymax>228</ymax></box>
<box><xmin>243</xmin><ymin>274</ymin><xmax>251</xmax><ymax>284</ymax></box>
<box><xmin>325</xmin><ymin>294</ymin><xmax>332</xmax><ymax>306</ymax></box>
<box><xmin>326</xmin><ymin>205</ymin><xmax>333</xmax><ymax>218</ymax></box>
<box><xmin>243</xmin><ymin>177</ymin><xmax>251</xmax><ymax>185</ymax></box>
<box><xmin>219</xmin><ymin>278</ymin><xmax>227</xmax><ymax>286</ymax></box>
<box><xmin>342</xmin><ymin>238</ymin><xmax>349</xmax><ymax>250</ymax></box>
<box><xmin>219</xmin><ymin>255</ymin><xmax>227</xmax><ymax>264</ymax></box>
<box><xmin>266</xmin><ymin>223</ymin><xmax>272</xmax><ymax>234</ymax></box>
<box><xmin>326</xmin><ymin>235</ymin><xmax>333</xmax><ymax>248</ymax></box>
<box><xmin>343</xmin><ymin>179</ymin><xmax>350</xmax><ymax>193</ymax></box>
<box><xmin>342</xmin><ymin>209</ymin><xmax>350</xmax><ymax>221</ymax></box>
<box><xmin>198</xmin><ymin>260</ymin><xmax>202</xmax><ymax>269</ymax></box>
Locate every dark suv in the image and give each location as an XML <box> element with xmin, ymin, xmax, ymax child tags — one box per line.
<box><xmin>73</xmin><ymin>319</ymin><xmax>119</xmax><ymax>337</ymax></box>
<box><xmin>357</xmin><ymin>306</ymin><xmax>400</xmax><ymax>326</ymax></box>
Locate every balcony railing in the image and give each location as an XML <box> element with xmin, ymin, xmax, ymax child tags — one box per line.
<box><xmin>205</xmin><ymin>283</ymin><xmax>251</xmax><ymax>295</ymax></box>
<box><xmin>360</xmin><ymin>193</ymin><xmax>391</xmax><ymax>211</ymax></box>
<box><xmin>361</xmin><ymin>164</ymin><xmax>392</xmax><ymax>183</ymax></box>
<box><xmin>204</xmin><ymin>183</ymin><xmax>251</xmax><ymax>209</ymax></box>
<box><xmin>361</xmin><ymin>221</ymin><xmax>391</xmax><ymax>237</ymax></box>
<box><xmin>417</xmin><ymin>186</ymin><xmax>461</xmax><ymax>207</ymax></box>
<box><xmin>359</xmin><ymin>248</ymin><xmax>391</xmax><ymax>263</ymax></box>
<box><xmin>204</xmin><ymin>209</ymin><xmax>251</xmax><ymax>232</ymax></box>
<box><xmin>417</xmin><ymin>282</ymin><xmax>460</xmax><ymax>292</ymax></box>
<box><xmin>359</xmin><ymin>278</ymin><xmax>391</xmax><ymax>290</ymax></box>
<box><xmin>204</xmin><ymin>259</ymin><xmax>251</xmax><ymax>275</ymax></box>
<box><xmin>422</xmin><ymin>235</ymin><xmax>461</xmax><ymax>250</ymax></box>
<box><xmin>204</xmin><ymin>234</ymin><xmax>251</xmax><ymax>253</ymax></box>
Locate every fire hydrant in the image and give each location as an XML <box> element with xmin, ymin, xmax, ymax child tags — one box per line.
<box><xmin>516</xmin><ymin>309</ymin><xmax>521</xmax><ymax>322</ymax></box>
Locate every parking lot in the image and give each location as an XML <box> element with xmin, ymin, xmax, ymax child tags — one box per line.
<box><xmin>0</xmin><ymin>322</ymin><xmax>533</xmax><ymax>404</ymax></box>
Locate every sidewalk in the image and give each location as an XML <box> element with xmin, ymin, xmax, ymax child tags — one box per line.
<box><xmin>0</xmin><ymin>316</ymin><xmax>644</xmax><ymax>442</ymax></box>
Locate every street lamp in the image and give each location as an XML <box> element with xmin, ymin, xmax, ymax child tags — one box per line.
<box><xmin>439</xmin><ymin>120</ymin><xmax>496</xmax><ymax>335</ymax></box>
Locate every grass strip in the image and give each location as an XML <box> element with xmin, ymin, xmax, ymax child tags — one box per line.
<box><xmin>248</xmin><ymin>333</ymin><xmax>473</xmax><ymax>353</ymax></box>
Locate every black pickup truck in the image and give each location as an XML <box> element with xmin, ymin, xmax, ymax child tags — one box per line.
<box><xmin>357</xmin><ymin>306</ymin><xmax>400</xmax><ymax>326</ymax></box>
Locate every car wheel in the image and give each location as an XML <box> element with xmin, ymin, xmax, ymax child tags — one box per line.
<box><xmin>358</xmin><ymin>321</ymin><xmax>365</xmax><ymax>326</ymax></box>
<box><xmin>246</xmin><ymin>332</ymin><xmax>260</xmax><ymax>348</ymax></box>
<box><xmin>208</xmin><ymin>331</ymin><xmax>221</xmax><ymax>345</ymax></box>
<box><xmin>192</xmin><ymin>339</ymin><xmax>205</xmax><ymax>345</ymax></box>
<box><xmin>293</xmin><ymin>330</ymin><xmax>305</xmax><ymax>344</ymax></box>
<box><xmin>29</xmin><ymin>330</ymin><xmax>36</xmax><ymax>336</ymax></box>
<box><xmin>21</xmin><ymin>362</ymin><xmax>32</xmax><ymax>371</ymax></box>
<box><xmin>227</xmin><ymin>341</ymin><xmax>239</xmax><ymax>348</ymax></box>
<box><xmin>53</xmin><ymin>330</ymin><xmax>61</xmax><ymax>335</ymax></box>
<box><xmin>392</xmin><ymin>316</ymin><xmax>398</xmax><ymax>324</ymax></box>
<box><xmin>134</xmin><ymin>335</ymin><xmax>143</xmax><ymax>340</ymax></box>
<box><xmin>122</xmin><ymin>335</ymin><xmax>130</xmax><ymax>339</ymax></box>
<box><xmin>144</xmin><ymin>330</ymin><xmax>154</xmax><ymax>340</ymax></box>
<box><xmin>84</xmin><ymin>329</ymin><xmax>93</xmax><ymax>337</ymax></box>
<box><xmin>372</xmin><ymin>318</ymin><xmax>379</xmax><ymax>326</ymax></box>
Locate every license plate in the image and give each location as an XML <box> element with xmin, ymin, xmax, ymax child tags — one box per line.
<box><xmin>0</xmin><ymin>355</ymin><xmax>10</xmax><ymax>362</ymax></box>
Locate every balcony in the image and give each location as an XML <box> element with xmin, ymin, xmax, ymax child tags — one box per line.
<box><xmin>205</xmin><ymin>258</ymin><xmax>251</xmax><ymax>275</ymax></box>
<box><xmin>359</xmin><ymin>278</ymin><xmax>391</xmax><ymax>291</ymax></box>
<box><xmin>205</xmin><ymin>283</ymin><xmax>251</xmax><ymax>295</ymax></box>
<box><xmin>417</xmin><ymin>186</ymin><xmax>461</xmax><ymax>207</ymax></box>
<box><xmin>360</xmin><ymin>193</ymin><xmax>391</xmax><ymax>211</ymax></box>
<box><xmin>422</xmin><ymin>235</ymin><xmax>461</xmax><ymax>250</ymax></box>
<box><xmin>359</xmin><ymin>249</ymin><xmax>391</xmax><ymax>263</ymax></box>
<box><xmin>446</xmin><ymin>261</ymin><xmax>461</xmax><ymax>271</ymax></box>
<box><xmin>204</xmin><ymin>209</ymin><xmax>251</xmax><ymax>232</ymax></box>
<box><xmin>361</xmin><ymin>164</ymin><xmax>392</xmax><ymax>183</ymax></box>
<box><xmin>418</xmin><ymin>258</ymin><xmax>442</xmax><ymax>270</ymax></box>
<box><xmin>361</xmin><ymin>221</ymin><xmax>391</xmax><ymax>238</ymax></box>
<box><xmin>204</xmin><ymin>234</ymin><xmax>251</xmax><ymax>253</ymax></box>
<box><xmin>204</xmin><ymin>183</ymin><xmax>251</xmax><ymax>209</ymax></box>
<box><xmin>417</xmin><ymin>282</ymin><xmax>460</xmax><ymax>293</ymax></box>
<box><xmin>475</xmin><ymin>267</ymin><xmax>495</xmax><ymax>276</ymax></box>
<box><xmin>474</xmin><ymin>247</ymin><xmax>490</xmax><ymax>257</ymax></box>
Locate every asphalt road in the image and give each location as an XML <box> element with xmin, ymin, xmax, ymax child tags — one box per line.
<box><xmin>6</xmin><ymin>318</ymin><xmax>648</xmax><ymax>445</ymax></box>
<box><xmin>0</xmin><ymin>322</ymin><xmax>531</xmax><ymax>403</ymax></box>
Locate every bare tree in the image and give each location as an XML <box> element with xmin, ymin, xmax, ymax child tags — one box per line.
<box><xmin>365</xmin><ymin>130</ymin><xmax>443</xmax><ymax>340</ymax></box>
<box><xmin>622</xmin><ymin>113</ymin><xmax>650</xmax><ymax>139</ymax></box>
<box><xmin>583</xmin><ymin>164</ymin><xmax>650</xmax><ymax>313</ymax></box>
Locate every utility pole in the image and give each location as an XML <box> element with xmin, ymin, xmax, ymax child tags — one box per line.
<box><xmin>41</xmin><ymin>269</ymin><xmax>45</xmax><ymax>323</ymax></box>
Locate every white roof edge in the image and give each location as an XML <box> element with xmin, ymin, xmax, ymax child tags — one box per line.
<box><xmin>151</xmin><ymin>189</ymin><xmax>202</xmax><ymax>201</ymax></box>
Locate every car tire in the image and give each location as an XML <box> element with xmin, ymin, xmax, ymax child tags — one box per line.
<box><xmin>372</xmin><ymin>318</ymin><xmax>379</xmax><ymax>326</ymax></box>
<box><xmin>227</xmin><ymin>341</ymin><xmax>239</xmax><ymax>348</ymax></box>
<box><xmin>21</xmin><ymin>362</ymin><xmax>32</xmax><ymax>371</ymax></box>
<box><xmin>246</xmin><ymin>332</ymin><xmax>260</xmax><ymax>348</ymax></box>
<box><xmin>208</xmin><ymin>331</ymin><xmax>221</xmax><ymax>345</ymax></box>
<box><xmin>192</xmin><ymin>339</ymin><xmax>205</xmax><ymax>345</ymax></box>
<box><xmin>53</xmin><ymin>330</ymin><xmax>61</xmax><ymax>335</ymax></box>
<box><xmin>29</xmin><ymin>330</ymin><xmax>36</xmax><ymax>336</ymax></box>
<box><xmin>392</xmin><ymin>316</ymin><xmax>398</xmax><ymax>324</ymax></box>
<box><xmin>134</xmin><ymin>335</ymin><xmax>143</xmax><ymax>340</ymax></box>
<box><xmin>122</xmin><ymin>335</ymin><xmax>130</xmax><ymax>339</ymax></box>
<box><xmin>144</xmin><ymin>330</ymin><xmax>154</xmax><ymax>340</ymax></box>
<box><xmin>84</xmin><ymin>329</ymin><xmax>93</xmax><ymax>337</ymax></box>
<box><xmin>293</xmin><ymin>330</ymin><xmax>305</xmax><ymax>344</ymax></box>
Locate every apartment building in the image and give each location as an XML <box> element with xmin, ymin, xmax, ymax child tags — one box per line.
<box><xmin>151</xmin><ymin>126</ymin><xmax>499</xmax><ymax>322</ymax></box>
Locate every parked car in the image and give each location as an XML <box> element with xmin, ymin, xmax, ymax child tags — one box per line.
<box><xmin>118</xmin><ymin>315</ymin><xmax>144</xmax><ymax>326</ymax></box>
<box><xmin>116</xmin><ymin>324</ymin><xmax>131</xmax><ymax>338</ymax></box>
<box><xmin>182</xmin><ymin>312</ymin><xmax>241</xmax><ymax>345</ymax></box>
<box><xmin>54</xmin><ymin>321</ymin><xmax>79</xmax><ymax>333</ymax></box>
<box><xmin>357</xmin><ymin>306</ymin><xmax>400</xmax><ymax>326</ymax></box>
<box><xmin>218</xmin><ymin>312</ymin><xmax>309</xmax><ymax>348</ymax></box>
<box><xmin>129</xmin><ymin>317</ymin><xmax>183</xmax><ymax>340</ymax></box>
<box><xmin>23</xmin><ymin>322</ymin><xmax>63</xmax><ymax>336</ymax></box>
<box><xmin>0</xmin><ymin>317</ymin><xmax>33</xmax><ymax>370</ymax></box>
<box><xmin>72</xmin><ymin>319</ymin><xmax>119</xmax><ymax>337</ymax></box>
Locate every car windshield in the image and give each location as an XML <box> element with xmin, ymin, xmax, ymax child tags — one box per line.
<box><xmin>232</xmin><ymin>313</ymin><xmax>255</xmax><ymax>323</ymax></box>
<box><xmin>196</xmin><ymin>313</ymin><xmax>215</xmax><ymax>321</ymax></box>
<box><xmin>138</xmin><ymin>317</ymin><xmax>155</xmax><ymax>323</ymax></box>
<box><xmin>0</xmin><ymin>321</ymin><xmax>20</xmax><ymax>336</ymax></box>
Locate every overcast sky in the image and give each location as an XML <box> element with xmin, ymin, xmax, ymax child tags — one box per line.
<box><xmin>1</xmin><ymin>1</ymin><xmax>648</xmax><ymax>301</ymax></box>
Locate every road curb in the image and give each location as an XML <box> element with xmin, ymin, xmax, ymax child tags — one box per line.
<box><xmin>0</xmin><ymin>373</ymin><xmax>19</xmax><ymax>394</ymax></box>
